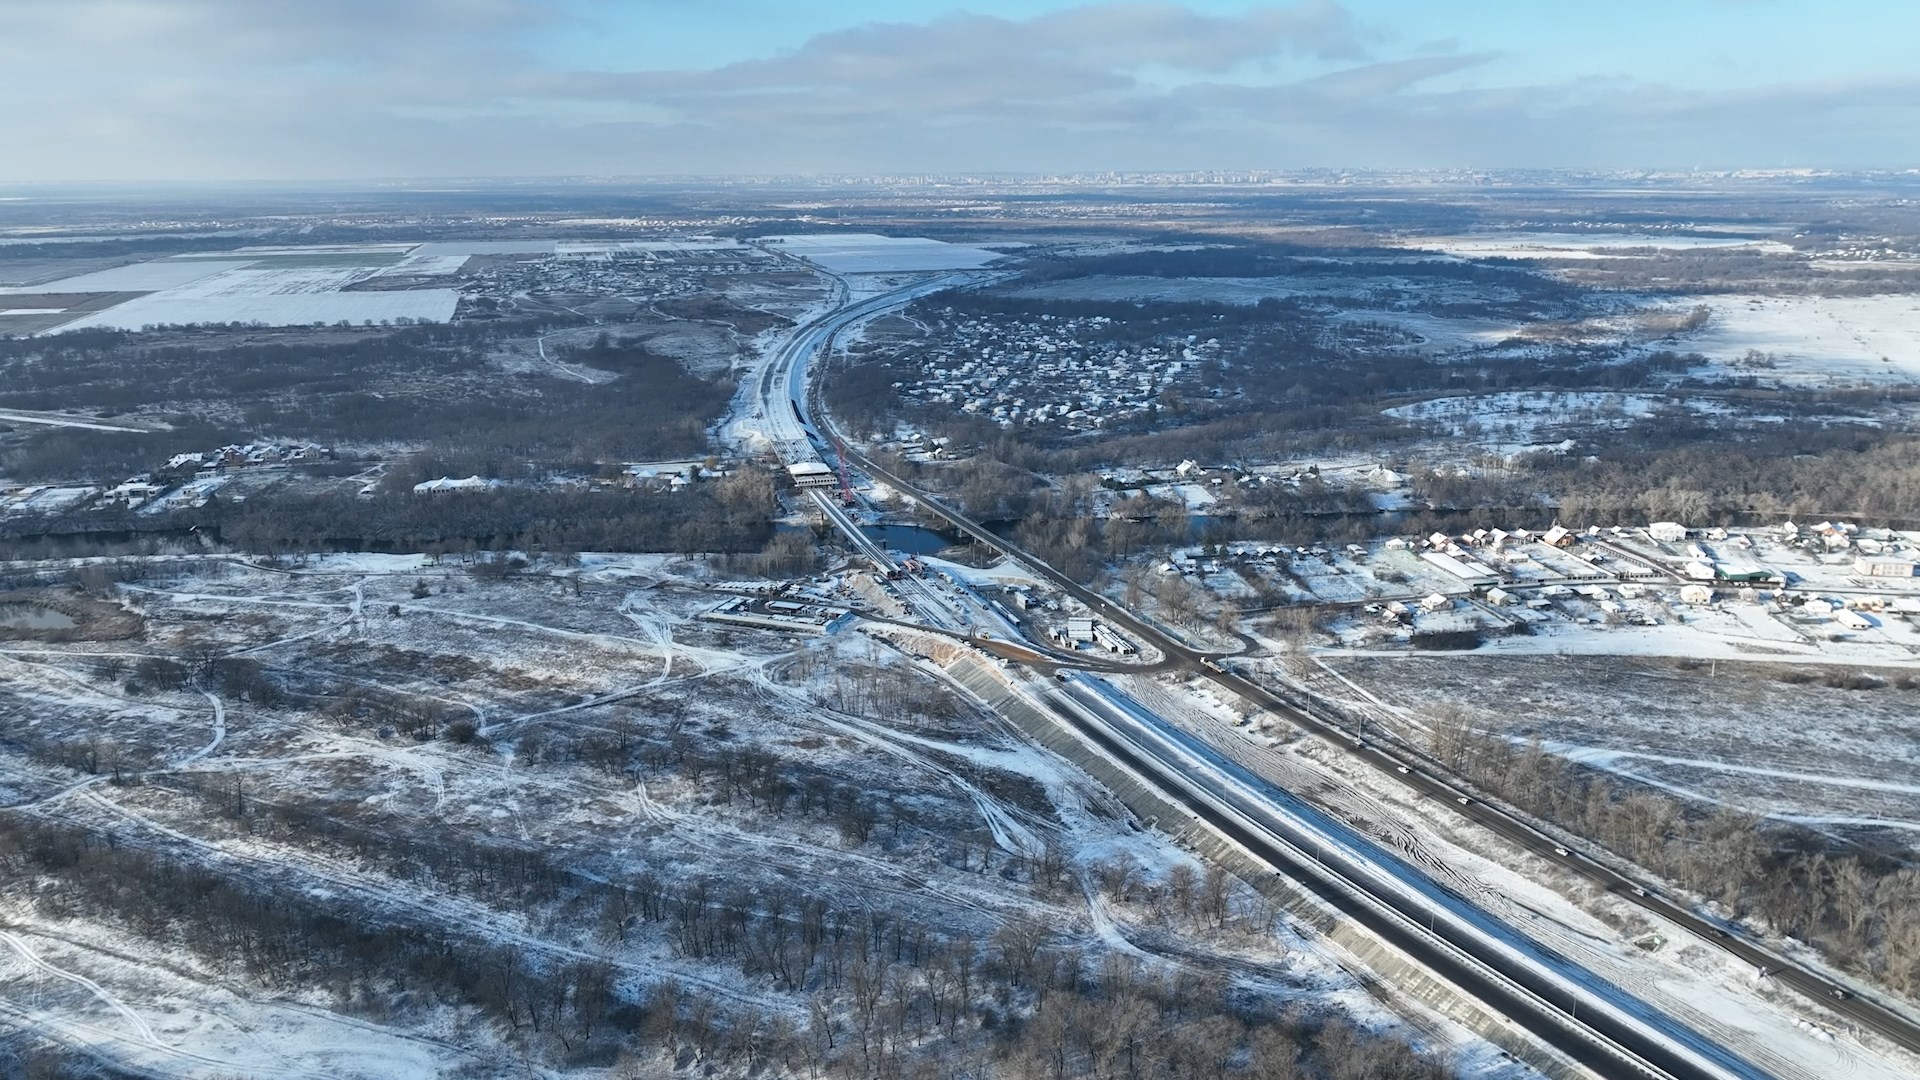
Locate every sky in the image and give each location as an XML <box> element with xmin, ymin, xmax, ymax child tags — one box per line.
<box><xmin>4</xmin><ymin>0</ymin><xmax>1918</xmax><ymax>182</ymax></box>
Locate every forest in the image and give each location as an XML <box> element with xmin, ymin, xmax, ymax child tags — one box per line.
<box><xmin>1415</xmin><ymin>420</ymin><xmax>1920</xmax><ymax>527</ymax></box>
<box><xmin>0</xmin><ymin>323</ymin><xmax>732</xmax><ymax>483</ymax></box>
<box><xmin>0</xmin><ymin>476</ymin><xmax>781</xmax><ymax>559</ymax></box>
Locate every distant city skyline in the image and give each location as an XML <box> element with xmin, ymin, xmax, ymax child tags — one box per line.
<box><xmin>6</xmin><ymin>1</ymin><xmax>1918</xmax><ymax>182</ymax></box>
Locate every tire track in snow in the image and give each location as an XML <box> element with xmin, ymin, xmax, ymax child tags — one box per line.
<box><xmin>0</xmin><ymin>930</ymin><xmax>160</xmax><ymax>1045</ymax></box>
<box><xmin>175</xmin><ymin>691</ymin><xmax>225</xmax><ymax>767</ymax></box>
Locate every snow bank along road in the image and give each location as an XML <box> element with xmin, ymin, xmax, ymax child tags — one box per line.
<box><xmin>1045</xmin><ymin>671</ymin><xmax>1758</xmax><ymax>1080</ymax></box>
<box><xmin>751</xmin><ymin>271</ymin><xmax>974</xmax><ymax>461</ymax></box>
<box><xmin>839</xmin><ymin>443</ymin><xmax>1920</xmax><ymax>1066</ymax></box>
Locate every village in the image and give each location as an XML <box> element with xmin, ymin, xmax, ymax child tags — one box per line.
<box><xmin>1127</xmin><ymin>517</ymin><xmax>1920</xmax><ymax>665</ymax></box>
<box><xmin>0</xmin><ymin>441</ymin><xmax>337</xmax><ymax>517</ymax></box>
<box><xmin>873</xmin><ymin>307</ymin><xmax>1227</xmax><ymax>434</ymax></box>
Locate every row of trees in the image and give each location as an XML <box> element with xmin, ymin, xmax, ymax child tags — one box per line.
<box><xmin>1411</xmin><ymin>419</ymin><xmax>1920</xmax><ymax>526</ymax></box>
<box><xmin>4</xmin><ymin>482</ymin><xmax>778</xmax><ymax>559</ymax></box>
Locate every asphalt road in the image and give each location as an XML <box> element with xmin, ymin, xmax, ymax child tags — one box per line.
<box><xmin>1043</xmin><ymin>681</ymin><xmax>1746</xmax><ymax>1080</ymax></box>
<box><xmin>845</xmin><ymin>446</ymin><xmax>1920</xmax><ymax>1062</ymax></box>
<box><xmin>783</xmin><ymin>275</ymin><xmax>1920</xmax><ymax>1070</ymax></box>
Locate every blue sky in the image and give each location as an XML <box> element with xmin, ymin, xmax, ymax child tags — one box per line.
<box><xmin>4</xmin><ymin>1</ymin><xmax>1917</xmax><ymax>181</ymax></box>
<box><xmin>553</xmin><ymin>1</ymin><xmax>1920</xmax><ymax>93</ymax></box>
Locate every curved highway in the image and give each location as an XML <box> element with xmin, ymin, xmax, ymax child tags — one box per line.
<box><xmin>764</xmin><ymin>265</ymin><xmax>1920</xmax><ymax>1075</ymax></box>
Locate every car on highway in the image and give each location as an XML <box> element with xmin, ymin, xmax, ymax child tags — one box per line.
<box><xmin>1455</xmin><ymin>796</ymin><xmax>1471</xmax><ymax>805</ymax></box>
<box><xmin>1553</xmin><ymin>846</ymin><xmax>1570</xmax><ymax>856</ymax></box>
<box><xmin>1395</xmin><ymin>765</ymin><xmax>1411</xmax><ymax>774</ymax></box>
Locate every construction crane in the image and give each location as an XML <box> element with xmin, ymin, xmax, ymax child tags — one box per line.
<box><xmin>833</xmin><ymin>436</ymin><xmax>857</xmax><ymax>507</ymax></box>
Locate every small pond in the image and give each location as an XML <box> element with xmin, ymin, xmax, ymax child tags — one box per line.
<box><xmin>860</xmin><ymin>524</ymin><xmax>966</xmax><ymax>556</ymax></box>
<box><xmin>0</xmin><ymin>603</ymin><xmax>78</xmax><ymax>631</ymax></box>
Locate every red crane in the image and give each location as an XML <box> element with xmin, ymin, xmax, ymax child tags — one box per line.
<box><xmin>833</xmin><ymin>436</ymin><xmax>857</xmax><ymax>506</ymax></box>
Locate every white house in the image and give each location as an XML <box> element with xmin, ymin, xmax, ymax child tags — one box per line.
<box><xmin>413</xmin><ymin>476</ymin><xmax>489</xmax><ymax>495</ymax></box>
<box><xmin>1647</xmin><ymin>521</ymin><xmax>1687</xmax><ymax>543</ymax></box>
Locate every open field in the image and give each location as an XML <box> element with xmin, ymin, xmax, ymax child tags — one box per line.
<box><xmin>54</xmin><ymin>289</ymin><xmax>459</xmax><ymax>331</ymax></box>
<box><xmin>763</xmin><ymin>233</ymin><xmax>1007</xmax><ymax>273</ymax></box>
<box><xmin>2</xmin><ymin>249</ymin><xmax>458</xmax><ymax>332</ymax></box>
<box><xmin>1681</xmin><ymin>294</ymin><xmax>1920</xmax><ymax>383</ymax></box>
<box><xmin>1316</xmin><ymin>652</ymin><xmax>1920</xmax><ymax>847</ymax></box>
<box><xmin>1405</xmin><ymin>232</ymin><xmax>1797</xmax><ymax>260</ymax></box>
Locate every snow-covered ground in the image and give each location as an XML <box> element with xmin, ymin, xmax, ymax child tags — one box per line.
<box><xmin>1680</xmin><ymin>294</ymin><xmax>1920</xmax><ymax>383</ymax></box>
<box><xmin>1385</xmin><ymin>391</ymin><xmax>1727</xmax><ymax>454</ymax></box>
<box><xmin>1314</xmin><ymin>651</ymin><xmax>1920</xmax><ymax>845</ymax></box>
<box><xmin>4</xmin><ymin>247</ymin><xmax>462</xmax><ymax>332</ymax></box>
<box><xmin>1407</xmin><ymin>233</ymin><xmax>1796</xmax><ymax>260</ymax></box>
<box><xmin>57</xmin><ymin>289</ymin><xmax>459</xmax><ymax>331</ymax></box>
<box><xmin>0</xmin><ymin>259</ymin><xmax>258</xmax><ymax>293</ymax></box>
<box><xmin>1117</xmin><ymin>669</ymin><xmax>1920</xmax><ymax>1080</ymax></box>
<box><xmin>1328</xmin><ymin>308</ymin><xmax>1520</xmax><ymax>352</ymax></box>
<box><xmin>0</xmin><ymin>554</ymin><xmax>1531</xmax><ymax>1077</ymax></box>
<box><xmin>761</xmin><ymin>233</ymin><xmax>1005</xmax><ymax>273</ymax></box>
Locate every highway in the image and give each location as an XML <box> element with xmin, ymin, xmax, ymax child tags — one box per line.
<box><xmin>807</xmin><ymin>488</ymin><xmax>967</xmax><ymax>632</ymax></box>
<box><xmin>753</xmin><ymin>274</ymin><xmax>971</xmax><ymax>461</ymax></box>
<box><xmin>1043</xmin><ymin>673</ymin><xmax>1756</xmax><ymax>1080</ymax></box>
<box><xmin>838</xmin><ymin>445</ymin><xmax>1920</xmax><ymax>1062</ymax></box>
<box><xmin>761</xmin><ymin>269</ymin><xmax>1920</xmax><ymax>1076</ymax></box>
<box><xmin>744</xmin><ymin>272</ymin><xmax>1000</xmax><ymax>636</ymax></box>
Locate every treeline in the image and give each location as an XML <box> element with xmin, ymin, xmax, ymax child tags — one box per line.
<box><xmin>1415</xmin><ymin>422</ymin><xmax>1920</xmax><ymax>526</ymax></box>
<box><xmin>1</xmin><ymin>484</ymin><xmax>775</xmax><ymax>558</ymax></box>
<box><xmin>929</xmin><ymin>291</ymin><xmax>1319</xmax><ymax>328</ymax></box>
<box><xmin>1427</xmin><ymin>716</ymin><xmax>1920</xmax><ymax>998</ymax></box>
<box><xmin>1011</xmin><ymin>244</ymin><xmax>1577</xmax><ymax>304</ymax></box>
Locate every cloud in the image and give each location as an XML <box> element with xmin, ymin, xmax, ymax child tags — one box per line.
<box><xmin>1</xmin><ymin>1</ymin><xmax>1916</xmax><ymax>180</ymax></box>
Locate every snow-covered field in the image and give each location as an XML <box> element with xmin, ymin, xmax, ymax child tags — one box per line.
<box><xmin>56</xmin><ymin>290</ymin><xmax>458</xmax><ymax>331</ymax></box>
<box><xmin>1681</xmin><ymin>294</ymin><xmax>1920</xmax><ymax>382</ymax></box>
<box><xmin>3</xmin><ymin>249</ymin><xmax>461</xmax><ymax>332</ymax></box>
<box><xmin>372</xmin><ymin>252</ymin><xmax>470</xmax><ymax>276</ymax></box>
<box><xmin>1407</xmin><ymin>232</ymin><xmax>1795</xmax><ymax>260</ymax></box>
<box><xmin>1317</xmin><ymin>651</ymin><xmax>1920</xmax><ymax>850</ymax></box>
<box><xmin>0</xmin><ymin>259</ymin><xmax>257</xmax><ymax>293</ymax></box>
<box><xmin>1328</xmin><ymin>309</ymin><xmax>1520</xmax><ymax>352</ymax></box>
<box><xmin>762</xmin><ymin>233</ymin><xmax>1005</xmax><ymax>273</ymax></box>
<box><xmin>1385</xmin><ymin>391</ymin><xmax>1724</xmax><ymax>454</ymax></box>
